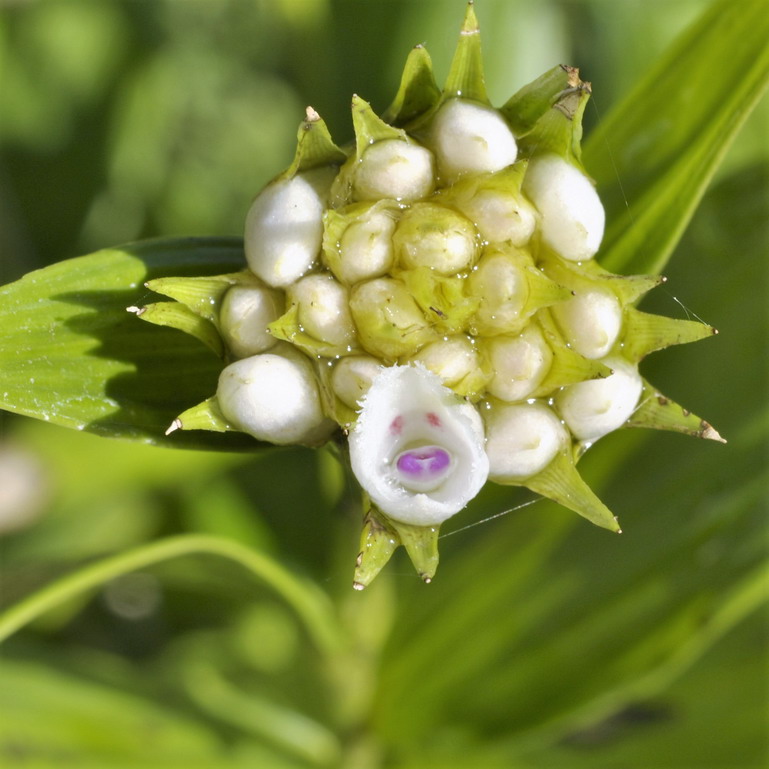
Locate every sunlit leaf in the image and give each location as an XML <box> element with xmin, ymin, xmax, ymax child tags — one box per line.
<box><xmin>0</xmin><ymin>237</ymin><xmax>259</xmax><ymax>450</ymax></box>
<box><xmin>584</xmin><ymin>0</ymin><xmax>769</xmax><ymax>275</ymax></box>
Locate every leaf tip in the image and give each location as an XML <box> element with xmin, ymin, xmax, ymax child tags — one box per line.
<box><xmin>165</xmin><ymin>418</ymin><xmax>182</xmax><ymax>436</ymax></box>
<box><xmin>126</xmin><ymin>305</ymin><xmax>145</xmax><ymax>316</ymax></box>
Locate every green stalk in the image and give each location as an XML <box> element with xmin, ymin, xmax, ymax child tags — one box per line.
<box><xmin>0</xmin><ymin>534</ymin><xmax>344</xmax><ymax>656</ymax></box>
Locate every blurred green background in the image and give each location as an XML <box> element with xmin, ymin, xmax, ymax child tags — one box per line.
<box><xmin>1</xmin><ymin>1</ymin><xmax>767</xmax><ymax>767</ymax></box>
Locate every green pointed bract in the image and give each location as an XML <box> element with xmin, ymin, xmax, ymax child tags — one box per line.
<box><xmin>353</xmin><ymin>504</ymin><xmax>440</xmax><ymax>588</ymax></box>
<box><xmin>443</xmin><ymin>2</ymin><xmax>488</xmax><ymax>103</ymax></box>
<box><xmin>282</xmin><ymin>106</ymin><xmax>347</xmax><ymax>180</ymax></box>
<box><xmin>168</xmin><ymin>395</ymin><xmax>233</xmax><ymax>435</ymax></box>
<box><xmin>394</xmin><ymin>517</ymin><xmax>440</xmax><ymax>584</ymax></box>
<box><xmin>398</xmin><ymin>267</ymin><xmax>479</xmax><ymax>336</ymax></box>
<box><xmin>514</xmin><ymin>68</ymin><xmax>591</xmax><ymax>166</ymax></box>
<box><xmin>621</xmin><ymin>307</ymin><xmax>717</xmax><ymax>362</ymax></box>
<box><xmin>130</xmin><ymin>302</ymin><xmax>224</xmax><ymax>357</ymax></box>
<box><xmin>626</xmin><ymin>380</ymin><xmax>725</xmax><ymax>442</ymax></box>
<box><xmin>520</xmin><ymin>264</ymin><xmax>573</xmax><ymax>318</ymax></box>
<box><xmin>351</xmin><ymin>95</ymin><xmax>407</xmax><ymax>156</ymax></box>
<box><xmin>541</xmin><ymin>253</ymin><xmax>662</xmax><ymax>306</ymax></box>
<box><xmin>381</xmin><ymin>45</ymin><xmax>441</xmax><ymax>127</ymax></box>
<box><xmin>501</xmin><ymin>64</ymin><xmax>575</xmax><ymax>136</ymax></box>
<box><xmin>353</xmin><ymin>508</ymin><xmax>401</xmax><ymax>590</ymax></box>
<box><xmin>533</xmin><ymin>315</ymin><xmax>612</xmax><ymax>395</ymax></box>
<box><xmin>523</xmin><ymin>450</ymin><xmax>621</xmax><ymax>532</ymax></box>
<box><xmin>146</xmin><ymin>271</ymin><xmax>257</xmax><ymax>324</ymax></box>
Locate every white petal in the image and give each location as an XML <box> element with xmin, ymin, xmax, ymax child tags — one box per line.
<box><xmin>555</xmin><ymin>356</ymin><xmax>643</xmax><ymax>441</ymax></box>
<box><xmin>350</xmin><ymin>365</ymin><xmax>489</xmax><ymax>526</ymax></box>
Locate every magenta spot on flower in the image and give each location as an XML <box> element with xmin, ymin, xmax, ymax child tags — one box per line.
<box><xmin>390</xmin><ymin>416</ymin><xmax>403</xmax><ymax>435</ymax></box>
<box><xmin>426</xmin><ymin>412</ymin><xmax>441</xmax><ymax>427</ymax></box>
<box><xmin>396</xmin><ymin>446</ymin><xmax>451</xmax><ymax>478</ymax></box>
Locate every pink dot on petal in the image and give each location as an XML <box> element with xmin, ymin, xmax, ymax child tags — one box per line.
<box><xmin>389</xmin><ymin>416</ymin><xmax>403</xmax><ymax>435</ymax></box>
<box><xmin>427</xmin><ymin>412</ymin><xmax>441</xmax><ymax>427</ymax></box>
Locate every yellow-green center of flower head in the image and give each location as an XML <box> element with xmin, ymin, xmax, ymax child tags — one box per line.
<box><xmin>155</xmin><ymin>5</ymin><xmax>723</xmax><ymax>584</ymax></box>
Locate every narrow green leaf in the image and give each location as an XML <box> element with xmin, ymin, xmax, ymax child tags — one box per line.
<box><xmin>0</xmin><ymin>237</ymin><xmax>257</xmax><ymax>450</ymax></box>
<box><xmin>584</xmin><ymin>0</ymin><xmax>769</xmax><ymax>275</ymax></box>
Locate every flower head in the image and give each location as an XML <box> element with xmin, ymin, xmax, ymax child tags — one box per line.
<box><xmin>147</xmin><ymin>4</ymin><xmax>723</xmax><ymax>587</ymax></box>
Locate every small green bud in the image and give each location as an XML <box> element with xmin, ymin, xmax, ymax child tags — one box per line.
<box><xmin>322</xmin><ymin>200</ymin><xmax>400</xmax><ymax>285</ymax></box>
<box><xmin>393</xmin><ymin>202</ymin><xmax>480</xmax><ymax>274</ymax></box>
<box><xmin>349</xmin><ymin>277</ymin><xmax>436</xmax><ymax>361</ymax></box>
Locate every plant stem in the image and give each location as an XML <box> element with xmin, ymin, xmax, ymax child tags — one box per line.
<box><xmin>0</xmin><ymin>534</ymin><xmax>344</xmax><ymax>655</ymax></box>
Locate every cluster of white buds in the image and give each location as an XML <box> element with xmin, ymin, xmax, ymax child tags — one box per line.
<box><xmin>138</xmin><ymin>4</ymin><xmax>722</xmax><ymax>586</ymax></box>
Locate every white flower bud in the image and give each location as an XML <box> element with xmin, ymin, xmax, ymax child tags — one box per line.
<box><xmin>353</xmin><ymin>139</ymin><xmax>436</xmax><ymax>202</ymax></box>
<box><xmin>350</xmin><ymin>365</ymin><xmax>489</xmax><ymax>526</ymax></box>
<box><xmin>457</xmin><ymin>188</ymin><xmax>537</xmax><ymax>246</ymax></box>
<box><xmin>219</xmin><ymin>284</ymin><xmax>284</xmax><ymax>358</ymax></box>
<box><xmin>244</xmin><ymin>167</ymin><xmax>335</xmax><ymax>288</ymax></box>
<box><xmin>217</xmin><ymin>351</ymin><xmax>332</xmax><ymax>445</ymax></box>
<box><xmin>484</xmin><ymin>324</ymin><xmax>553</xmax><ymax>402</ymax></box>
<box><xmin>428</xmin><ymin>99</ymin><xmax>517</xmax><ymax>183</ymax></box>
<box><xmin>555</xmin><ymin>355</ymin><xmax>643</xmax><ymax>441</ymax></box>
<box><xmin>393</xmin><ymin>202</ymin><xmax>479</xmax><ymax>274</ymax></box>
<box><xmin>331</xmin><ymin>355</ymin><xmax>383</xmax><ymax>409</ymax></box>
<box><xmin>552</xmin><ymin>287</ymin><xmax>622</xmax><ymax>360</ymax></box>
<box><xmin>484</xmin><ymin>401</ymin><xmax>568</xmax><ymax>482</ymax></box>
<box><xmin>289</xmin><ymin>273</ymin><xmax>356</xmax><ymax>348</ymax></box>
<box><xmin>522</xmin><ymin>153</ymin><xmax>605</xmax><ymax>262</ymax></box>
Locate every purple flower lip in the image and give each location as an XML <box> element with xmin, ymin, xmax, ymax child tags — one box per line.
<box><xmin>395</xmin><ymin>445</ymin><xmax>452</xmax><ymax>492</ymax></box>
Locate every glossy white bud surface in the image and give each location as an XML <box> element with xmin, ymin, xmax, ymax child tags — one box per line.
<box><xmin>217</xmin><ymin>351</ymin><xmax>330</xmax><ymax>445</ymax></box>
<box><xmin>219</xmin><ymin>284</ymin><xmax>284</xmax><ymax>358</ymax></box>
<box><xmin>244</xmin><ymin>167</ymin><xmax>335</xmax><ymax>287</ymax></box>
<box><xmin>354</xmin><ymin>139</ymin><xmax>435</xmax><ymax>202</ymax></box>
<box><xmin>484</xmin><ymin>401</ymin><xmax>568</xmax><ymax>481</ymax></box>
<box><xmin>555</xmin><ymin>355</ymin><xmax>643</xmax><ymax>441</ymax></box>
<box><xmin>429</xmin><ymin>99</ymin><xmax>518</xmax><ymax>183</ymax></box>
<box><xmin>522</xmin><ymin>153</ymin><xmax>605</xmax><ymax>261</ymax></box>
<box><xmin>552</xmin><ymin>287</ymin><xmax>623</xmax><ymax>360</ymax></box>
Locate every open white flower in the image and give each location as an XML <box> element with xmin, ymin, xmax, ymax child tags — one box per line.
<box><xmin>349</xmin><ymin>364</ymin><xmax>489</xmax><ymax>527</ymax></box>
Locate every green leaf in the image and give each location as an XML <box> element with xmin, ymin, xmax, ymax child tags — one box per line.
<box><xmin>367</xmin><ymin>157</ymin><xmax>768</xmax><ymax>760</ymax></box>
<box><xmin>0</xmin><ymin>237</ymin><xmax>260</xmax><ymax>450</ymax></box>
<box><xmin>584</xmin><ymin>0</ymin><xmax>769</xmax><ymax>275</ymax></box>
